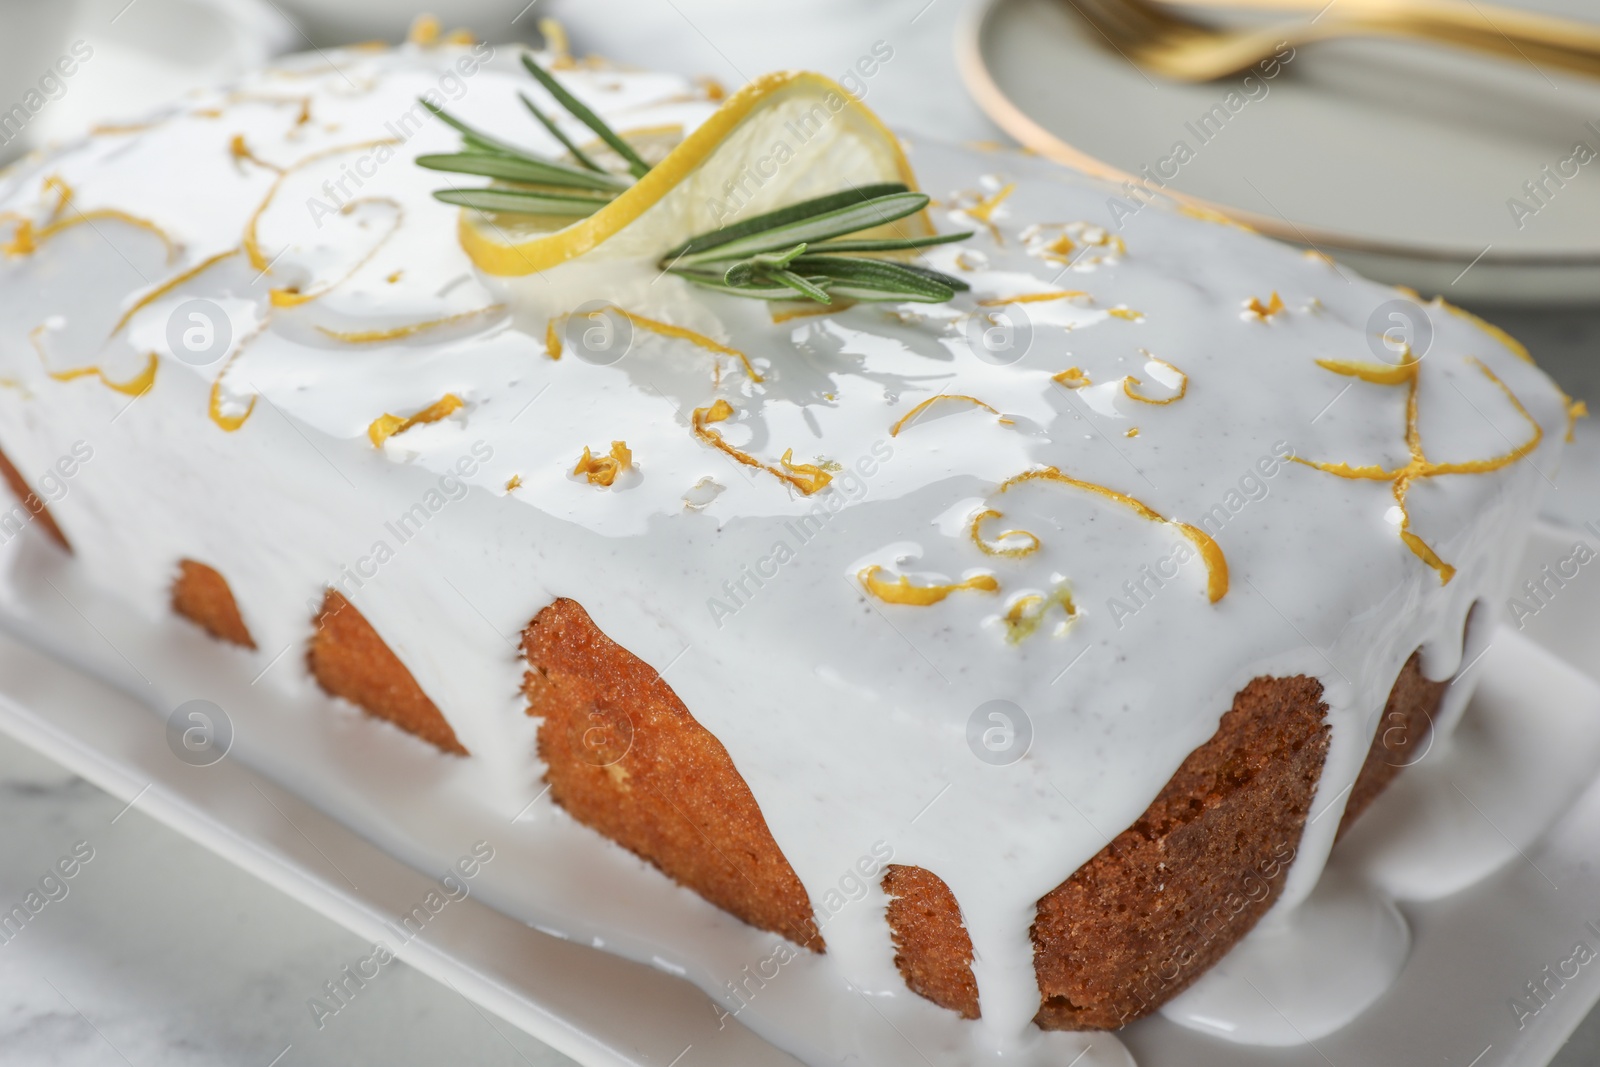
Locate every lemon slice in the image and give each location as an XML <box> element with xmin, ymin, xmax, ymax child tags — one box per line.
<box><xmin>458</xmin><ymin>71</ymin><xmax>931</xmax><ymax>276</ymax></box>
<box><xmin>574</xmin><ymin>123</ymin><xmax>686</xmax><ymax>173</ymax></box>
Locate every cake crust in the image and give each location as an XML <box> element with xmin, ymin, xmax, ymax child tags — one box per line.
<box><xmin>0</xmin><ymin>444</ymin><xmax>69</xmax><ymax>552</ymax></box>
<box><xmin>873</xmin><ymin>652</ymin><xmax>1450</xmax><ymax>1025</ymax></box>
<box><xmin>1031</xmin><ymin>674</ymin><xmax>1330</xmax><ymax>1030</ymax></box>
<box><xmin>1337</xmin><ymin>652</ymin><xmax>1444</xmax><ymax>837</ymax></box>
<box><xmin>308</xmin><ymin>589</ymin><xmax>468</xmax><ymax>755</ymax></box>
<box><xmin>171</xmin><ymin>559</ymin><xmax>257</xmax><ymax>649</ymax></box>
<box><xmin>882</xmin><ymin>864</ymin><xmax>981</xmax><ymax>1019</ymax></box>
<box><xmin>522</xmin><ymin>597</ymin><xmax>824</xmax><ymax>952</ymax></box>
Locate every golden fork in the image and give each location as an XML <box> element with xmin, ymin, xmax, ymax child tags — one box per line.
<box><xmin>1065</xmin><ymin>0</ymin><xmax>1600</xmax><ymax>80</ymax></box>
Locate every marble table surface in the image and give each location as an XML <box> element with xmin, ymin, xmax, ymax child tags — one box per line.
<box><xmin>2</xmin><ymin>0</ymin><xmax>1599</xmax><ymax>1063</ymax></box>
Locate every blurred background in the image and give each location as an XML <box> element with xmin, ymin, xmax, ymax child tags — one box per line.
<box><xmin>1</xmin><ymin>0</ymin><xmax>1597</xmax><ymax>1063</ymax></box>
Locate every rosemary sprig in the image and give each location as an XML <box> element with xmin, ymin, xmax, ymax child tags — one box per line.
<box><xmin>432</xmin><ymin>188</ymin><xmax>617</xmax><ymax>216</ymax></box>
<box><xmin>417</xmin><ymin>99</ymin><xmax>628</xmax><ymax>197</ymax></box>
<box><xmin>661</xmin><ymin>187</ymin><xmax>972</xmax><ymax>304</ymax></box>
<box><xmin>518</xmin><ymin>54</ymin><xmax>652</xmax><ymax>178</ymax></box>
<box><xmin>415</xmin><ymin>150</ymin><xmax>624</xmax><ymax>192</ymax></box>
<box><xmin>419</xmin><ymin>54</ymin><xmax>972</xmax><ymax>306</ymax></box>
<box><xmin>519</xmin><ymin>92</ymin><xmax>607</xmax><ymax>174</ymax></box>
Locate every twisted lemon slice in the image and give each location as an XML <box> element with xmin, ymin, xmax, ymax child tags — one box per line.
<box><xmin>458</xmin><ymin>72</ymin><xmax>930</xmax><ymax>275</ymax></box>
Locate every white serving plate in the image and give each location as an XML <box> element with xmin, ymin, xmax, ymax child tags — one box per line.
<box><xmin>958</xmin><ymin>0</ymin><xmax>1600</xmax><ymax>304</ymax></box>
<box><xmin>0</xmin><ymin>519</ymin><xmax>1597</xmax><ymax>1067</ymax></box>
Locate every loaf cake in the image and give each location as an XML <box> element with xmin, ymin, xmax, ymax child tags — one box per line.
<box><xmin>0</xmin><ymin>24</ymin><xmax>1575</xmax><ymax>1061</ymax></box>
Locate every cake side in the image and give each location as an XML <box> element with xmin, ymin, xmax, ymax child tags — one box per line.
<box><xmin>159</xmin><ymin>549</ymin><xmax>1450</xmax><ymax>1024</ymax></box>
<box><xmin>1032</xmin><ymin>674</ymin><xmax>1329</xmax><ymax>1029</ymax></box>
<box><xmin>883</xmin><ymin>863</ymin><xmax>982</xmax><ymax>1020</ymax></box>
<box><xmin>881</xmin><ymin>647</ymin><xmax>1448</xmax><ymax>1025</ymax></box>
<box><xmin>522</xmin><ymin>597</ymin><xmax>825</xmax><ymax>952</ymax></box>
<box><xmin>0</xmin><ymin>444</ymin><xmax>69</xmax><ymax>552</ymax></box>
<box><xmin>309</xmin><ymin>589</ymin><xmax>469</xmax><ymax>756</ymax></box>
<box><xmin>1336</xmin><ymin>652</ymin><xmax>1445</xmax><ymax>838</ymax></box>
<box><xmin>171</xmin><ymin>559</ymin><xmax>257</xmax><ymax>648</ymax></box>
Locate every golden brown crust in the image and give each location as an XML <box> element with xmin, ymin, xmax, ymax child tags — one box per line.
<box><xmin>882</xmin><ymin>864</ymin><xmax>981</xmax><ymax>1019</ymax></box>
<box><xmin>171</xmin><ymin>559</ymin><xmax>257</xmax><ymax>648</ymax></box>
<box><xmin>1337</xmin><ymin>652</ymin><xmax>1445</xmax><ymax>838</ymax></box>
<box><xmin>1032</xmin><ymin>675</ymin><xmax>1330</xmax><ymax>1030</ymax></box>
<box><xmin>0</xmin><ymin>444</ymin><xmax>69</xmax><ymax>551</ymax></box>
<box><xmin>522</xmin><ymin>597</ymin><xmax>823</xmax><ymax>952</ymax></box>
<box><xmin>308</xmin><ymin>589</ymin><xmax>467</xmax><ymax>755</ymax></box>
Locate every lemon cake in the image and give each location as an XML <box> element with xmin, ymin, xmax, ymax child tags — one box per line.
<box><xmin>0</xmin><ymin>29</ymin><xmax>1576</xmax><ymax>1064</ymax></box>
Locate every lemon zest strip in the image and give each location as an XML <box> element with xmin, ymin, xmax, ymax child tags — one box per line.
<box><xmin>970</xmin><ymin>508</ymin><xmax>1041</xmax><ymax>558</ymax></box>
<box><xmin>368</xmin><ymin>394</ymin><xmax>465</xmax><ymax>447</ymax></box>
<box><xmin>111</xmin><ymin>249</ymin><xmax>239</xmax><ymax>337</ymax></box>
<box><xmin>408</xmin><ymin>14</ymin><xmax>442</xmax><ymax>45</ymax></box>
<box><xmin>1245</xmin><ymin>292</ymin><xmax>1285</xmax><ymax>319</ymax></box>
<box><xmin>5</xmin><ymin>210</ymin><xmax>179</xmax><ymax>263</ymax></box>
<box><xmin>1121</xmin><ymin>356</ymin><xmax>1188</xmax><ymax>405</ymax></box>
<box><xmin>1288</xmin><ymin>458</ymin><xmax>1398</xmax><ymax>481</ymax></box>
<box><xmin>42</xmin><ymin>175</ymin><xmax>74</xmax><ymax>222</ymax></box>
<box><xmin>690</xmin><ymin>399</ymin><xmax>832</xmax><ymax>496</ymax></box>
<box><xmin>890</xmin><ymin>394</ymin><xmax>1003</xmax><ymax>436</ymax></box>
<box><xmin>1178</xmin><ymin>202</ymin><xmax>1253</xmax><ymax>231</ymax></box>
<box><xmin>243</xmin><ymin>138</ymin><xmax>401</xmax><ymax>271</ymax></box>
<box><xmin>317</xmin><ymin>304</ymin><xmax>503</xmax><ymax>344</ymax></box>
<box><xmin>1435</xmin><ymin>299</ymin><xmax>1532</xmax><ymax>364</ymax></box>
<box><xmin>777</xmin><ymin>449</ymin><xmax>833</xmax><ymax>495</ymax></box>
<box><xmin>605</xmin><ymin>305</ymin><xmax>762</xmax><ymax>382</ymax></box>
<box><xmin>858</xmin><ymin>565</ymin><xmax>998</xmax><ymax>606</ymax></box>
<box><xmin>1424</xmin><ymin>359</ymin><xmax>1544</xmax><ymax>476</ymax></box>
<box><xmin>92</xmin><ymin>119</ymin><xmax>165</xmax><ymax>134</ymax></box>
<box><xmin>207</xmin><ymin>324</ymin><xmax>267</xmax><ymax>432</ymax></box>
<box><xmin>1292</xmin><ymin>356</ymin><xmax>1545</xmax><ymax>583</ymax></box>
<box><xmin>28</xmin><ymin>325</ymin><xmax>158</xmax><ymax>397</ymax></box>
<box><xmin>538</xmin><ymin>17</ymin><xmax>575</xmax><ymax>68</ymax></box>
<box><xmin>574</xmin><ymin>441</ymin><xmax>633</xmax><ymax>486</ymax></box>
<box><xmin>770</xmin><ymin>300</ymin><xmax>855</xmax><ymax>324</ymax></box>
<box><xmin>545</xmin><ymin>316</ymin><xmax>564</xmax><ymax>359</ymax></box>
<box><xmin>977</xmin><ymin>290</ymin><xmax>1087</xmax><ymax>307</ymax></box>
<box><xmin>962</xmin><ymin>183</ymin><xmax>1016</xmax><ymax>243</ymax></box>
<box><xmin>997</xmin><ymin>467</ymin><xmax>1228</xmax><ymax>603</ymax></box>
<box><xmin>1003</xmin><ymin>585</ymin><xmax>1077</xmax><ymax>643</ymax></box>
<box><xmin>270</xmin><ymin>198</ymin><xmax>404</xmax><ymax>308</ymax></box>
<box><xmin>1314</xmin><ymin>355</ymin><xmax>1418</xmax><ymax>386</ymax></box>
<box><xmin>230</xmin><ymin>134</ymin><xmax>284</xmax><ymax>173</ymax></box>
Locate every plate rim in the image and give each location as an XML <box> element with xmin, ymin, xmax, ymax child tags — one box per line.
<box><xmin>955</xmin><ymin>0</ymin><xmax>1600</xmax><ymax>269</ymax></box>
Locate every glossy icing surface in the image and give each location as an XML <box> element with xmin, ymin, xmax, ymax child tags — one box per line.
<box><xmin>0</xmin><ymin>39</ymin><xmax>1573</xmax><ymax>1063</ymax></box>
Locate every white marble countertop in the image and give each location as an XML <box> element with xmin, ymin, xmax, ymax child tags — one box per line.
<box><xmin>1</xmin><ymin>1</ymin><xmax>1598</xmax><ymax>1063</ymax></box>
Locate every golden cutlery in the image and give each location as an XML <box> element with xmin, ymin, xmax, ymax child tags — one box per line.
<box><xmin>1066</xmin><ymin>0</ymin><xmax>1600</xmax><ymax>81</ymax></box>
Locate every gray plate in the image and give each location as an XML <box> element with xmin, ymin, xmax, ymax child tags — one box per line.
<box><xmin>958</xmin><ymin>0</ymin><xmax>1600</xmax><ymax>304</ymax></box>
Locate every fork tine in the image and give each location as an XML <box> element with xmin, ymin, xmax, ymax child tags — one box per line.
<box><xmin>1063</xmin><ymin>0</ymin><xmax>1146</xmax><ymax>49</ymax></box>
<box><xmin>1064</xmin><ymin>0</ymin><xmax>1202</xmax><ymax>54</ymax></box>
<box><xmin>1066</xmin><ymin>0</ymin><xmax>1600</xmax><ymax>84</ymax></box>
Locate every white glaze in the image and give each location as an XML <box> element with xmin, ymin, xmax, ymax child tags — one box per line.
<box><xmin>1160</xmin><ymin>867</ymin><xmax>1410</xmax><ymax>1045</ymax></box>
<box><xmin>0</xmin><ymin>41</ymin><xmax>1572</xmax><ymax>1063</ymax></box>
<box><xmin>1336</xmin><ymin>628</ymin><xmax>1600</xmax><ymax>902</ymax></box>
